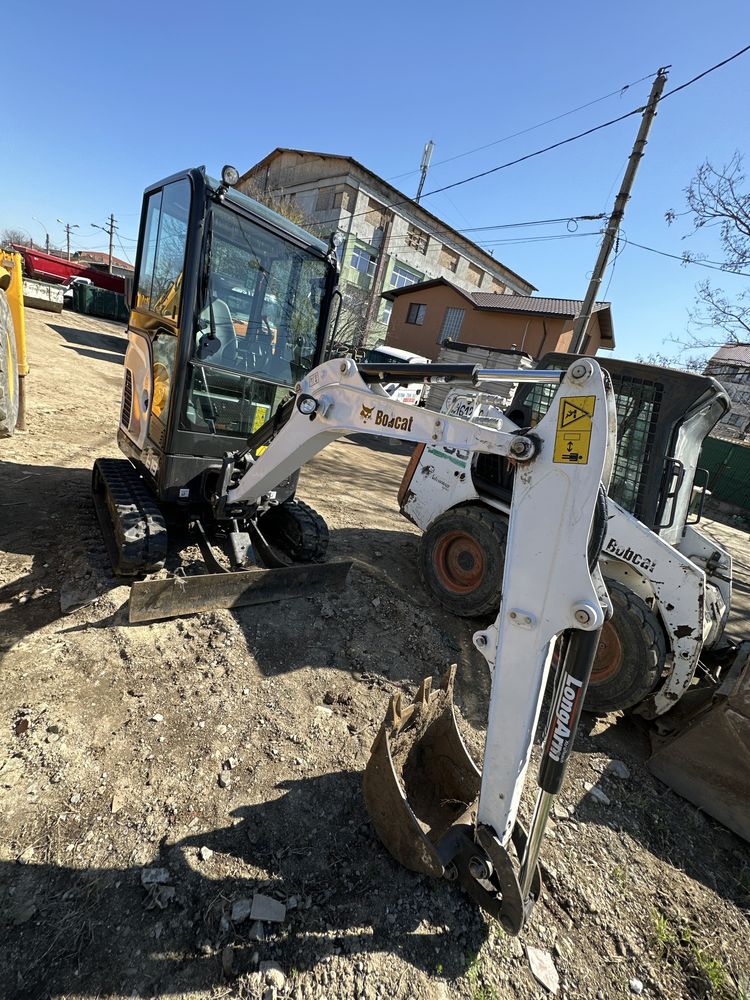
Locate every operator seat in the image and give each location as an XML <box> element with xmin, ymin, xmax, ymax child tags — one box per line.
<box><xmin>196</xmin><ymin>299</ymin><xmax>238</xmax><ymax>367</ymax></box>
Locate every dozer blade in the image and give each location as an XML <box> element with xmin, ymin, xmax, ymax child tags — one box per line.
<box><xmin>128</xmin><ymin>560</ymin><xmax>352</xmax><ymax>624</ymax></box>
<box><xmin>363</xmin><ymin>665</ymin><xmax>481</xmax><ymax>877</ymax></box>
<box><xmin>648</xmin><ymin>641</ymin><xmax>750</xmax><ymax>843</ymax></box>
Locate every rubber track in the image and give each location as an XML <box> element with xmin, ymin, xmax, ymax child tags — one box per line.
<box><xmin>261</xmin><ymin>499</ymin><xmax>329</xmax><ymax>563</ymax></box>
<box><xmin>92</xmin><ymin>458</ymin><xmax>168</xmax><ymax>576</ymax></box>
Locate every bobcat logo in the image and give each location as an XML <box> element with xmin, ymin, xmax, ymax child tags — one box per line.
<box><xmin>360</xmin><ymin>404</ymin><xmax>374</xmax><ymax>422</ymax></box>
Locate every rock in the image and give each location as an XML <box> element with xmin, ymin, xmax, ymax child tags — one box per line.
<box><xmin>60</xmin><ymin>585</ymin><xmax>97</xmax><ymax>613</ymax></box>
<box><xmin>231</xmin><ymin>897</ymin><xmax>252</xmax><ymax>923</ymax></box>
<box><xmin>584</xmin><ymin>781</ymin><xmax>611</xmax><ymax>806</ymax></box>
<box><xmin>526</xmin><ymin>946</ymin><xmax>559</xmax><ymax>994</ymax></box>
<box><xmin>607</xmin><ymin>759</ymin><xmax>631</xmax><ymax>780</ymax></box>
<box><xmin>553</xmin><ymin>803</ymin><xmax>569</xmax><ymax>821</ymax></box>
<box><xmin>221</xmin><ymin>944</ymin><xmax>234</xmax><ymax>977</ymax></box>
<box><xmin>248</xmin><ymin>919</ymin><xmax>265</xmax><ymax>941</ymax></box>
<box><xmin>111</xmin><ymin>791</ymin><xmax>125</xmax><ymax>813</ymax></box>
<box><xmin>251</xmin><ymin>893</ymin><xmax>286</xmax><ymax>922</ymax></box>
<box><xmin>69</xmin><ymin>792</ymin><xmax>81</xmax><ymax>805</ymax></box>
<box><xmin>629</xmin><ymin>979</ymin><xmax>644</xmax><ymax>995</ymax></box>
<box><xmin>199</xmin><ymin>846</ymin><xmax>214</xmax><ymax>861</ymax></box>
<box><xmin>14</xmin><ymin>717</ymin><xmax>29</xmax><ymax>736</ymax></box>
<box><xmin>371</xmin><ymin>598</ymin><xmax>381</xmax><ymax>608</ymax></box>
<box><xmin>315</xmin><ymin>706</ymin><xmax>334</xmax><ymax>719</ymax></box>
<box><xmin>141</xmin><ymin>868</ymin><xmax>170</xmax><ymax>886</ymax></box>
<box><xmin>150</xmin><ymin>713</ymin><xmax>164</xmax><ymax>723</ymax></box>
<box><xmin>261</xmin><ymin>961</ymin><xmax>286</xmax><ymax>989</ymax></box>
<box><xmin>218</xmin><ymin>772</ymin><xmax>231</xmax><ymax>789</ymax></box>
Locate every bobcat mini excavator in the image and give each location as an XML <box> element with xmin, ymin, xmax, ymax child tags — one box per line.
<box><xmin>92</xmin><ymin>167</ymin><xmax>623</xmax><ymax>928</ymax></box>
<box><xmin>93</xmin><ymin>165</ymin><xmax>352</xmax><ymax>618</ymax></box>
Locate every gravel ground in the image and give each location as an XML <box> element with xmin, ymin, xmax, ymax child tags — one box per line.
<box><xmin>1</xmin><ymin>308</ymin><xmax>748</xmax><ymax>1000</ymax></box>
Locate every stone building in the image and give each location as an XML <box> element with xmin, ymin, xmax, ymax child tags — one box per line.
<box><xmin>237</xmin><ymin>148</ymin><xmax>535</xmax><ymax>347</ymax></box>
<box><xmin>704</xmin><ymin>343</ymin><xmax>750</xmax><ymax>441</ymax></box>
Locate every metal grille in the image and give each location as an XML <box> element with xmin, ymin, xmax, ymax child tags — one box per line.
<box><xmin>121</xmin><ymin>368</ymin><xmax>133</xmax><ymax>429</ymax></box>
<box><xmin>519</xmin><ymin>374</ymin><xmax>663</xmax><ymax>519</ymax></box>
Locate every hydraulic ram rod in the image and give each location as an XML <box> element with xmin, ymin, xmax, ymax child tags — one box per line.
<box><xmin>357</xmin><ymin>363</ymin><xmax>563</xmax><ymax>385</ymax></box>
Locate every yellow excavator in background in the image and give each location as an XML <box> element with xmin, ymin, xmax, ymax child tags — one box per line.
<box><xmin>0</xmin><ymin>249</ymin><xmax>29</xmax><ymax>437</ymax></box>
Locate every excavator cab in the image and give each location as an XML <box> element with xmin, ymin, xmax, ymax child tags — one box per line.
<box><xmin>118</xmin><ymin>167</ymin><xmax>339</xmax><ymax>510</ymax></box>
<box><xmin>94</xmin><ymin>166</ymin><xmax>343</xmax><ymax>581</ymax></box>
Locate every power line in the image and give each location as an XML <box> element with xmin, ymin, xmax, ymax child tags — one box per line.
<box><xmin>386</xmin><ymin>71</ymin><xmax>656</xmax><ymax>182</ymax></box>
<box><xmin>660</xmin><ymin>42</ymin><xmax>750</xmax><ymax>100</ymax></box>
<box><xmin>623</xmin><ymin>237</ymin><xmax>750</xmax><ymax>276</ymax></box>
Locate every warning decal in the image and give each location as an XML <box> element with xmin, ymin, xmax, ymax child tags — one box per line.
<box><xmin>553</xmin><ymin>395</ymin><xmax>595</xmax><ymax>465</ymax></box>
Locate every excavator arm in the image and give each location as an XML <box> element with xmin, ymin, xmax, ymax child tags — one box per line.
<box><xmin>222</xmin><ymin>355</ymin><xmax>617</xmax><ymax>931</ymax></box>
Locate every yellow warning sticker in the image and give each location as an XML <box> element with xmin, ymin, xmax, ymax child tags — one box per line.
<box><xmin>553</xmin><ymin>396</ymin><xmax>595</xmax><ymax>464</ymax></box>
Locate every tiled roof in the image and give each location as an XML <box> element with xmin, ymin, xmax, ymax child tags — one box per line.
<box><xmin>471</xmin><ymin>293</ymin><xmax>610</xmax><ymax>315</ymax></box>
<box><xmin>709</xmin><ymin>343</ymin><xmax>750</xmax><ymax>366</ymax></box>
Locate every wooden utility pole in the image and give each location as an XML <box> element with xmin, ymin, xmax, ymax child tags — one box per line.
<box><xmin>57</xmin><ymin>219</ymin><xmax>79</xmax><ymax>260</ymax></box>
<box><xmin>91</xmin><ymin>214</ymin><xmax>118</xmax><ymax>273</ymax></box>
<box><xmin>571</xmin><ymin>67</ymin><xmax>669</xmax><ymax>353</ymax></box>
<box><xmin>359</xmin><ymin>211</ymin><xmax>393</xmax><ymax>348</ymax></box>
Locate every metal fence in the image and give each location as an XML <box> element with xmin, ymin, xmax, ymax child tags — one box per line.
<box><xmin>700</xmin><ymin>436</ymin><xmax>750</xmax><ymax>510</ymax></box>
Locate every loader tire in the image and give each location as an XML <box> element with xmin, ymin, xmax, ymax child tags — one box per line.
<box><xmin>584</xmin><ymin>579</ymin><xmax>666</xmax><ymax>714</ymax></box>
<box><xmin>419</xmin><ymin>505</ymin><xmax>508</xmax><ymax>618</ymax></box>
<box><xmin>258</xmin><ymin>499</ymin><xmax>329</xmax><ymax>563</ymax></box>
<box><xmin>0</xmin><ymin>289</ymin><xmax>19</xmax><ymax>438</ymax></box>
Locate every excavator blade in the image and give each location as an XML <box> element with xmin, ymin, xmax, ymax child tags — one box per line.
<box><xmin>128</xmin><ymin>560</ymin><xmax>352</xmax><ymax>624</ymax></box>
<box><xmin>362</xmin><ymin>665</ymin><xmax>481</xmax><ymax>877</ymax></box>
<box><xmin>648</xmin><ymin>641</ymin><xmax>750</xmax><ymax>843</ymax></box>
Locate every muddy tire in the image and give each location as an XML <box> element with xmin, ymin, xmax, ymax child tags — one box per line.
<box><xmin>258</xmin><ymin>499</ymin><xmax>329</xmax><ymax>563</ymax></box>
<box><xmin>584</xmin><ymin>579</ymin><xmax>666</xmax><ymax>713</ymax></box>
<box><xmin>419</xmin><ymin>506</ymin><xmax>508</xmax><ymax>618</ymax></box>
<box><xmin>0</xmin><ymin>289</ymin><xmax>19</xmax><ymax>438</ymax></box>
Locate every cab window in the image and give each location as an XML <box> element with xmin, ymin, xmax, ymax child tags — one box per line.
<box><xmin>135</xmin><ymin>178</ymin><xmax>191</xmax><ymax>321</ymax></box>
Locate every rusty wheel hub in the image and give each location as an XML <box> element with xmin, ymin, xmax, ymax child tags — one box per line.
<box><xmin>590</xmin><ymin>619</ymin><xmax>623</xmax><ymax>684</ymax></box>
<box><xmin>433</xmin><ymin>530</ymin><xmax>486</xmax><ymax>594</ymax></box>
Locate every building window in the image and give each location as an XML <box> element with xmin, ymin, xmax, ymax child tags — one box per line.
<box><xmin>351</xmin><ymin>246</ymin><xmax>376</xmax><ymax>277</ymax></box>
<box><xmin>315</xmin><ymin>187</ymin><xmax>335</xmax><ymax>212</ymax></box>
<box><xmin>491</xmin><ymin>278</ymin><xmax>506</xmax><ymax>294</ymax></box>
<box><xmin>367</xmin><ymin>198</ymin><xmax>386</xmax><ymax>230</ymax></box>
<box><xmin>467</xmin><ymin>262</ymin><xmax>484</xmax><ymax>287</ymax></box>
<box><xmin>406</xmin><ymin>224</ymin><xmax>429</xmax><ymax>255</ymax></box>
<box><xmin>390</xmin><ymin>263</ymin><xmax>421</xmax><ymax>288</ymax></box>
<box><xmin>440</xmin><ymin>245</ymin><xmax>459</xmax><ymax>272</ymax></box>
<box><xmin>381</xmin><ymin>300</ymin><xmax>393</xmax><ymax>326</ymax></box>
<box><xmin>439</xmin><ymin>307</ymin><xmax>465</xmax><ymax>342</ymax></box>
<box><xmin>406</xmin><ymin>303</ymin><xmax>427</xmax><ymax>325</ymax></box>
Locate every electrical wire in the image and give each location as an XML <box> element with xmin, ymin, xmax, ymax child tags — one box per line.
<box><xmin>386</xmin><ymin>71</ymin><xmax>657</xmax><ymax>181</ymax></box>
<box><xmin>622</xmin><ymin>237</ymin><xmax>750</xmax><ymax>276</ymax></box>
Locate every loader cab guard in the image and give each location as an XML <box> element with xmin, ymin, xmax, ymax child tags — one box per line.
<box><xmin>511</xmin><ymin>353</ymin><xmax>730</xmax><ymax>541</ymax></box>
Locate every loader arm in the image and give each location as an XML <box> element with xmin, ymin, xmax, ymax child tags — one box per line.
<box><xmin>222</xmin><ymin>355</ymin><xmax>616</xmax><ymax>932</ymax></box>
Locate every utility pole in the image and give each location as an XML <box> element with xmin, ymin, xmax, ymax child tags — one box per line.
<box><xmin>571</xmin><ymin>67</ymin><xmax>669</xmax><ymax>353</ymax></box>
<box><xmin>91</xmin><ymin>213</ymin><xmax>117</xmax><ymax>273</ymax></box>
<box><xmin>57</xmin><ymin>218</ymin><xmax>79</xmax><ymax>260</ymax></box>
<box><xmin>415</xmin><ymin>140</ymin><xmax>435</xmax><ymax>203</ymax></box>
<box><xmin>33</xmin><ymin>217</ymin><xmax>50</xmax><ymax>253</ymax></box>
<box><xmin>359</xmin><ymin>211</ymin><xmax>394</xmax><ymax>349</ymax></box>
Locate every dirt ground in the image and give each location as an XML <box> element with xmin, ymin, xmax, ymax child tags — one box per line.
<box><xmin>1</xmin><ymin>308</ymin><xmax>749</xmax><ymax>1000</ymax></box>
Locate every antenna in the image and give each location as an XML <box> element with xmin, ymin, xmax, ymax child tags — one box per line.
<box><xmin>415</xmin><ymin>140</ymin><xmax>435</xmax><ymax>203</ymax></box>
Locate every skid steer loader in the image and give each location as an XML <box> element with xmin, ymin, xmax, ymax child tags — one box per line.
<box><xmin>147</xmin><ymin>345</ymin><xmax>617</xmax><ymax>931</ymax></box>
<box><xmin>93</xmin><ymin>165</ymin><xmax>352</xmax><ymax>617</ymax></box>
<box><xmin>397</xmin><ymin>354</ymin><xmax>750</xmax><ymax>841</ymax></box>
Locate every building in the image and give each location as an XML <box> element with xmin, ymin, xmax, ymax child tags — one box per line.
<box><xmin>704</xmin><ymin>344</ymin><xmax>750</xmax><ymax>441</ymax></box>
<box><xmin>238</xmin><ymin>149</ymin><xmax>535</xmax><ymax>347</ymax></box>
<box><xmin>381</xmin><ymin>277</ymin><xmax>614</xmax><ymax>360</ymax></box>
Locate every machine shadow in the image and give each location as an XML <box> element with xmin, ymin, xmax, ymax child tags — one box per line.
<box><xmin>49</xmin><ymin>322</ymin><xmax>127</xmax><ymax>357</ymax></box>
<box><xmin>0</xmin><ymin>459</ymin><xmax>125</xmax><ymax>652</ymax></box>
<box><xmin>1</xmin><ymin>770</ymin><xmax>487</xmax><ymax>999</ymax></box>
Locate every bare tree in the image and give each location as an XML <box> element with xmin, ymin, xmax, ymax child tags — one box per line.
<box><xmin>326</xmin><ymin>284</ymin><xmax>371</xmax><ymax>357</ymax></box>
<box><xmin>667</xmin><ymin>152</ymin><xmax>750</xmax><ymax>350</ymax></box>
<box><xmin>241</xmin><ymin>179</ymin><xmax>312</xmax><ymax>230</ymax></box>
<box><xmin>1</xmin><ymin>228</ymin><xmax>31</xmax><ymax>247</ymax></box>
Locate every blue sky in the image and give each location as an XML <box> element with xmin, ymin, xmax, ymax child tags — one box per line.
<box><xmin>3</xmin><ymin>1</ymin><xmax>749</xmax><ymax>360</ymax></box>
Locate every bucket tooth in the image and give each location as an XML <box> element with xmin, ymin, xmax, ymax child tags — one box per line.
<box><xmin>363</xmin><ymin>665</ymin><xmax>481</xmax><ymax>878</ymax></box>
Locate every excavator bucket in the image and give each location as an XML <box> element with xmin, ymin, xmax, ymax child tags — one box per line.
<box><xmin>363</xmin><ymin>665</ymin><xmax>481</xmax><ymax>876</ymax></box>
<box><xmin>648</xmin><ymin>641</ymin><xmax>750</xmax><ymax>843</ymax></box>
